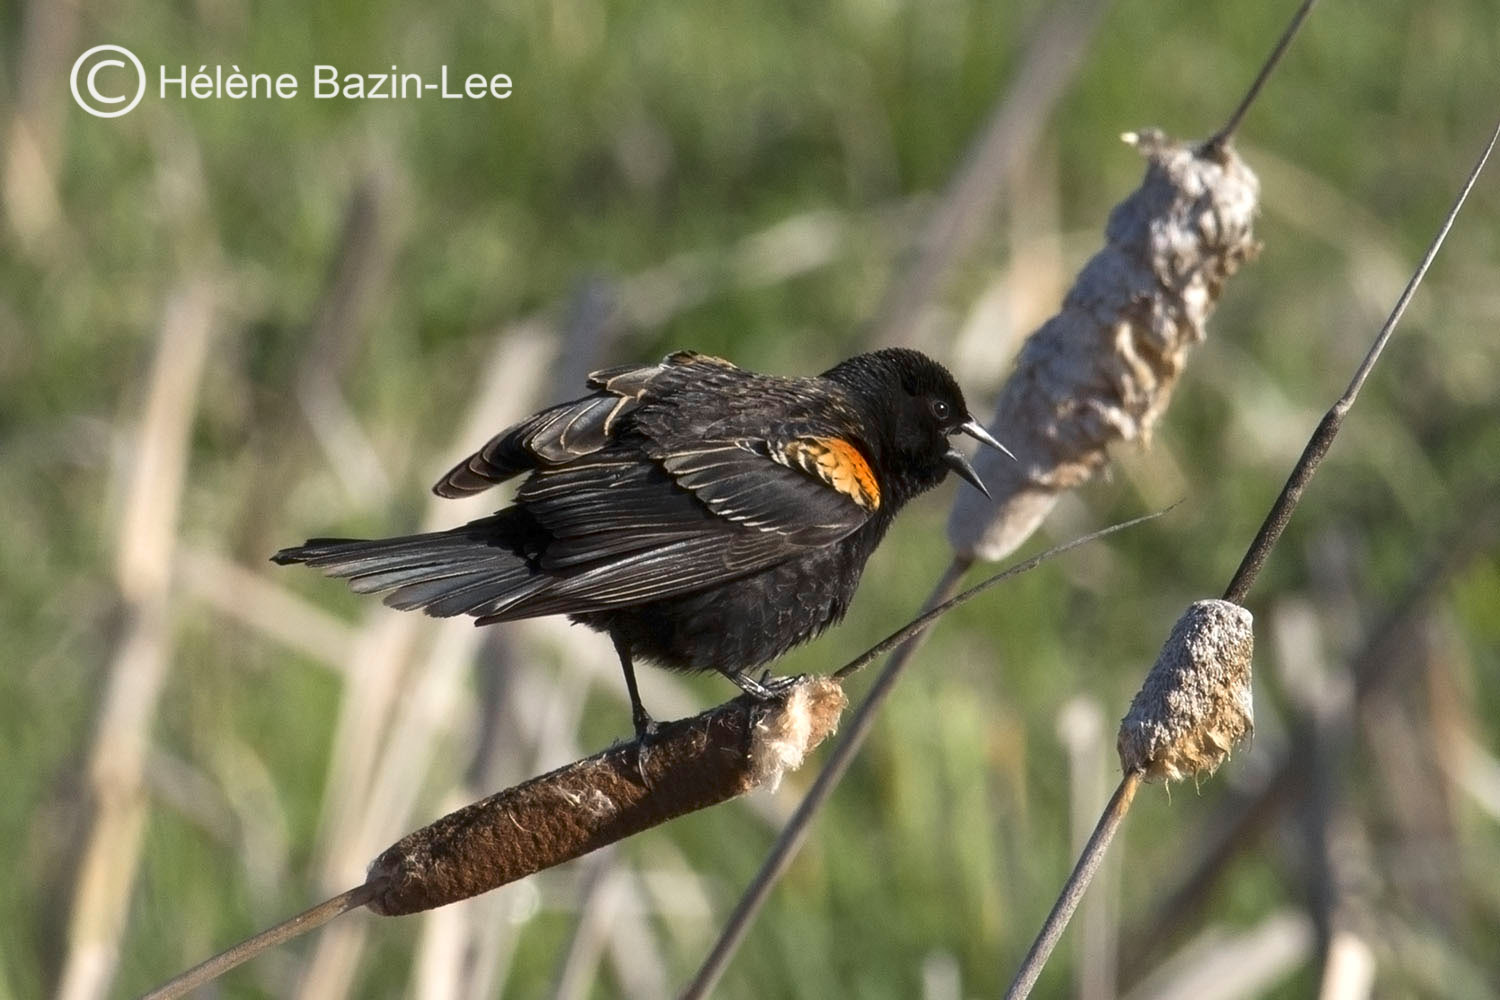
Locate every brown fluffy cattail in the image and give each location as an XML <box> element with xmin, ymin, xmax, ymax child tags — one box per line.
<box><xmin>950</xmin><ymin>131</ymin><xmax>1261</xmax><ymax>562</ymax></box>
<box><xmin>366</xmin><ymin>677</ymin><xmax>847</xmax><ymax>915</ymax></box>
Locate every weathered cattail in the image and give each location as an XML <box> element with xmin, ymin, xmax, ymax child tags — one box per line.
<box><xmin>366</xmin><ymin>677</ymin><xmax>847</xmax><ymax>915</ymax></box>
<box><xmin>950</xmin><ymin>131</ymin><xmax>1261</xmax><ymax>562</ymax></box>
<box><xmin>1117</xmin><ymin>599</ymin><xmax>1254</xmax><ymax>782</ymax></box>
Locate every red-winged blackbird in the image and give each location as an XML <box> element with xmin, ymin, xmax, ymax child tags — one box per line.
<box><xmin>273</xmin><ymin>348</ymin><xmax>1008</xmax><ymax>743</ymax></box>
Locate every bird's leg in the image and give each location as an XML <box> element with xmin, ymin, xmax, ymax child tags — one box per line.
<box><xmin>612</xmin><ymin>632</ymin><xmax>656</xmax><ymax>783</ymax></box>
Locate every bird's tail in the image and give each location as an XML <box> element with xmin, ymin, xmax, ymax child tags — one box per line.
<box><xmin>271</xmin><ymin>513</ymin><xmax>547</xmax><ymax>620</ymax></box>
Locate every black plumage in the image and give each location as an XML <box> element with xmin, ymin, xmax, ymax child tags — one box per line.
<box><xmin>273</xmin><ymin>347</ymin><xmax>1009</xmax><ymax>741</ymax></box>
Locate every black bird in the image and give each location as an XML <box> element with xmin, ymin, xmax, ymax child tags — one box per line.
<box><xmin>273</xmin><ymin>348</ymin><xmax>1009</xmax><ymax>745</ymax></box>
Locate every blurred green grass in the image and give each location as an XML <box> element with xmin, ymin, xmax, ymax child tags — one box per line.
<box><xmin>3</xmin><ymin>0</ymin><xmax>1499</xmax><ymax>997</ymax></box>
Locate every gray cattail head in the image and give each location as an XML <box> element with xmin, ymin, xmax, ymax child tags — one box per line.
<box><xmin>950</xmin><ymin>130</ymin><xmax>1261</xmax><ymax>562</ymax></box>
<box><xmin>1117</xmin><ymin>599</ymin><xmax>1254</xmax><ymax>782</ymax></box>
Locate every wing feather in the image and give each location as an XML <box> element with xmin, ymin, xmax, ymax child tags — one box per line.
<box><xmin>477</xmin><ymin>531</ymin><xmax>791</xmax><ymax>621</ymax></box>
<box><xmin>418</xmin><ymin>351</ymin><xmax>883</xmax><ymax>622</ymax></box>
<box><xmin>433</xmin><ymin>351</ymin><xmax>749</xmax><ymax>499</ymax></box>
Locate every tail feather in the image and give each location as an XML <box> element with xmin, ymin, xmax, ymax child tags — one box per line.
<box><xmin>348</xmin><ymin>556</ymin><xmax>513</xmax><ymax>596</ymax></box>
<box><xmin>272</xmin><ymin>514</ymin><xmax>547</xmax><ymax>621</ymax></box>
<box><xmin>393</xmin><ymin>569</ymin><xmax>547</xmax><ymax>618</ymax></box>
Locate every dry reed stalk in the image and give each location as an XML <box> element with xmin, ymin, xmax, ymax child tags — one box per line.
<box><xmin>952</xmin><ymin>142</ymin><xmax>1067</xmax><ymax>383</ymax></box>
<box><xmin>1319</xmin><ymin>930</ymin><xmax>1376</xmax><ymax>1000</ymax></box>
<box><xmin>546</xmin><ymin>850</ymin><xmax>670</xmax><ymax>1000</ymax></box>
<box><xmin>872</xmin><ymin>0</ymin><xmax>1111</xmax><ymax>347</ymax></box>
<box><xmin>296</xmin><ymin>174</ymin><xmax>398</xmax><ymax>508</ymax></box>
<box><xmin>550</xmin><ymin>851</ymin><xmax>625</xmax><ymax>1000</ymax></box>
<box><xmin>57</xmin><ymin>283</ymin><xmax>217</xmax><ymax>1000</ymax></box>
<box><xmin>600</xmin><ymin>866</ymin><xmax>673</xmax><ymax>999</ymax></box>
<box><xmin>1120</xmin><ymin>910</ymin><xmax>1314</xmax><ymax>1000</ymax></box>
<box><xmin>3</xmin><ymin>0</ymin><xmax>77</xmax><ymax>246</ymax></box>
<box><xmin>176</xmin><ymin>546</ymin><xmax>357</xmax><ymax>671</ymax></box>
<box><xmin>297</xmin><ymin>326</ymin><xmax>557</xmax><ymax>1000</ymax></box>
<box><xmin>1056</xmin><ymin>698</ymin><xmax>1118</xmax><ymax>1000</ymax></box>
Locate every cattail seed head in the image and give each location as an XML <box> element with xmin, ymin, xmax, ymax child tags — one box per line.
<box><xmin>950</xmin><ymin>130</ymin><xmax>1261</xmax><ymax>563</ymax></box>
<box><xmin>1117</xmin><ymin>599</ymin><xmax>1254</xmax><ymax>782</ymax></box>
<box><xmin>365</xmin><ymin>677</ymin><xmax>847</xmax><ymax>916</ymax></box>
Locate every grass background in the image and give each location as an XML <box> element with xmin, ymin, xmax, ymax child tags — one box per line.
<box><xmin>3</xmin><ymin>0</ymin><xmax>1499</xmax><ymax>997</ymax></box>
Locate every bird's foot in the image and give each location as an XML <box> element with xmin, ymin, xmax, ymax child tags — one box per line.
<box><xmin>729</xmin><ymin>669</ymin><xmax>806</xmax><ymax>701</ymax></box>
<box><xmin>727</xmin><ymin>671</ymin><xmax>807</xmax><ymax>755</ymax></box>
<box><xmin>632</xmin><ymin>708</ymin><xmax>659</xmax><ymax>786</ymax></box>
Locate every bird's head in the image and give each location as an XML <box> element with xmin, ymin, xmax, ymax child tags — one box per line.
<box><xmin>823</xmin><ymin>348</ymin><xmax>1012</xmax><ymax>505</ymax></box>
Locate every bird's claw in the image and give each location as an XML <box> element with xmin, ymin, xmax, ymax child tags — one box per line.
<box><xmin>632</xmin><ymin>711</ymin><xmax>659</xmax><ymax>786</ymax></box>
<box><xmin>729</xmin><ymin>669</ymin><xmax>806</xmax><ymax>701</ymax></box>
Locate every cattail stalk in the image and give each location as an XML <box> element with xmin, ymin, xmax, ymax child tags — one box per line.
<box><xmin>1003</xmin><ymin>114</ymin><xmax>1500</xmax><ymax>998</ymax></box>
<box><xmin>1006</xmin><ymin>599</ymin><xmax>1257</xmax><ymax>1000</ymax></box>
<box><xmin>60</xmin><ymin>284</ymin><xmax>217</xmax><ymax>1000</ymax></box>
<box><xmin>366</xmin><ymin>679</ymin><xmax>847</xmax><ymax>915</ymax></box>
<box><xmin>688</xmin><ymin>89</ymin><xmax>1272</xmax><ymax>1000</ymax></box>
<box><xmin>141</xmin><ymin>679</ymin><xmax>847</xmax><ymax>1000</ymax></box>
<box><xmin>142</xmin><ymin>517</ymin><xmax>1146</xmax><ymax>1000</ymax></box>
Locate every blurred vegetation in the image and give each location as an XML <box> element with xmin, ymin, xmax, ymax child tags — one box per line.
<box><xmin>3</xmin><ymin>0</ymin><xmax>1499</xmax><ymax>997</ymax></box>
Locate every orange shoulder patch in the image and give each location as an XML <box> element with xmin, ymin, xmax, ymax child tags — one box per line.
<box><xmin>783</xmin><ymin>437</ymin><xmax>881</xmax><ymax>510</ymax></box>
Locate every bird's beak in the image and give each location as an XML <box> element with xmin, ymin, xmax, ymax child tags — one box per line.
<box><xmin>943</xmin><ymin>447</ymin><xmax>991</xmax><ymax>497</ymax></box>
<box><xmin>942</xmin><ymin>418</ymin><xmax>1015</xmax><ymax>497</ymax></box>
<box><xmin>960</xmin><ymin>419</ymin><xmax>1016</xmax><ymax>461</ymax></box>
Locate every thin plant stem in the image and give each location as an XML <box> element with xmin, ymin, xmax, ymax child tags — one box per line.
<box><xmin>140</xmin><ymin>883</ymin><xmax>378</xmax><ymax>1000</ymax></box>
<box><xmin>1222</xmin><ymin>113</ymin><xmax>1500</xmax><ymax>604</ymax></box>
<box><xmin>678</xmin><ymin>558</ymin><xmax>969</xmax><ymax>1000</ymax></box>
<box><xmin>834</xmin><ymin>507</ymin><xmax>1172</xmax><ymax>680</ymax></box>
<box><xmin>1004</xmin><ymin>771</ymin><xmax>1143</xmax><ymax>1000</ymax></box>
<box><xmin>1203</xmin><ymin>0</ymin><xmax>1320</xmax><ymax>154</ymax></box>
<box><xmin>680</xmin><ymin>511</ymin><xmax>1168</xmax><ymax>1000</ymax></box>
<box><xmin>1009</xmin><ymin>113</ymin><xmax>1500</xmax><ymax>996</ymax></box>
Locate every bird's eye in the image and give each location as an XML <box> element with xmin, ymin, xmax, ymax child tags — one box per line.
<box><xmin>930</xmin><ymin>399</ymin><xmax>951</xmax><ymax>421</ymax></box>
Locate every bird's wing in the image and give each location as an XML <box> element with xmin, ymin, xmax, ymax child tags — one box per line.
<box><xmin>654</xmin><ymin>436</ymin><xmax>882</xmax><ymax>535</ymax></box>
<box><xmin>479</xmin><ymin>429</ymin><xmax>880</xmax><ymax>619</ymax></box>
<box><xmin>432</xmin><ymin>351</ymin><xmax>745</xmax><ymax>498</ymax></box>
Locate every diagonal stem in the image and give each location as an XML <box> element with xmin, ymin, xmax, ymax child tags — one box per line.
<box><xmin>140</xmin><ymin>883</ymin><xmax>378</xmax><ymax>1000</ymax></box>
<box><xmin>678</xmin><ymin>558</ymin><xmax>968</xmax><ymax>1000</ymax></box>
<box><xmin>681</xmin><ymin>511</ymin><xmax>1169</xmax><ymax>999</ymax></box>
<box><xmin>1011</xmin><ymin>113</ymin><xmax>1500</xmax><ymax>999</ymax></box>
<box><xmin>1204</xmin><ymin>0</ymin><xmax>1320</xmax><ymax>153</ymax></box>
<box><xmin>1004</xmin><ymin>771</ymin><xmax>1143</xmax><ymax>1000</ymax></box>
<box><xmin>1222</xmin><ymin>113</ymin><xmax>1500</xmax><ymax>604</ymax></box>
